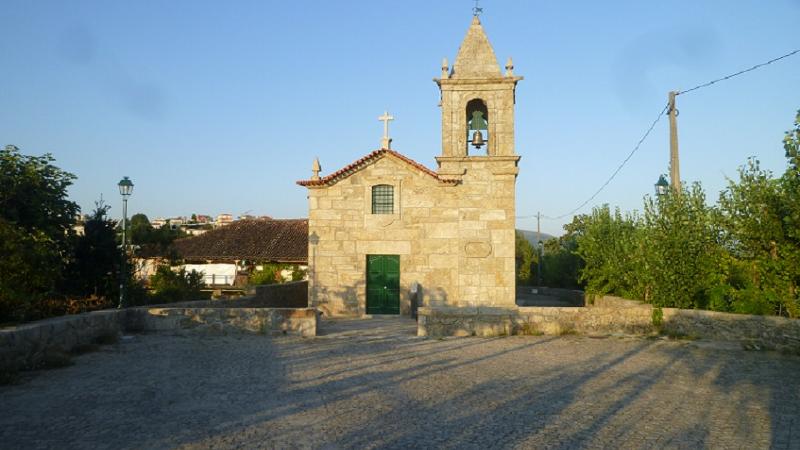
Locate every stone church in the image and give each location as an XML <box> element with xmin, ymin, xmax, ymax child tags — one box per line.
<box><xmin>298</xmin><ymin>15</ymin><xmax>522</xmax><ymax>319</ymax></box>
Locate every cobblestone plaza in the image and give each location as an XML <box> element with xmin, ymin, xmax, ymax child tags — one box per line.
<box><xmin>2</xmin><ymin>318</ymin><xmax>799</xmax><ymax>449</ymax></box>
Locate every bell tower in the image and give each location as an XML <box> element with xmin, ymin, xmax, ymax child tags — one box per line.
<box><xmin>426</xmin><ymin>14</ymin><xmax>522</xmax><ymax>311</ymax></box>
<box><xmin>435</xmin><ymin>15</ymin><xmax>522</xmax><ymax>162</ymax></box>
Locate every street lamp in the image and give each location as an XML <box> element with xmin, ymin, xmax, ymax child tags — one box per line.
<box><xmin>654</xmin><ymin>174</ymin><xmax>669</xmax><ymax>197</ymax></box>
<box><xmin>537</xmin><ymin>240</ymin><xmax>544</xmax><ymax>287</ymax></box>
<box><xmin>117</xmin><ymin>176</ymin><xmax>134</xmax><ymax>308</ymax></box>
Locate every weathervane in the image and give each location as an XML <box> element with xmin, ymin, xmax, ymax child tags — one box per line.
<box><xmin>473</xmin><ymin>0</ymin><xmax>483</xmax><ymax>16</ymax></box>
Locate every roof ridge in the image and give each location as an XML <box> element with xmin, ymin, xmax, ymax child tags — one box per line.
<box><xmin>297</xmin><ymin>149</ymin><xmax>457</xmax><ymax>187</ymax></box>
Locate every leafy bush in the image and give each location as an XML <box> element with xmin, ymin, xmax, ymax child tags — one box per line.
<box><xmin>573</xmin><ymin>110</ymin><xmax>800</xmax><ymax>317</ymax></box>
<box><xmin>250</xmin><ymin>265</ymin><xmax>281</xmax><ymax>285</ymax></box>
<box><xmin>0</xmin><ymin>146</ymin><xmax>78</xmax><ymax>323</ymax></box>
<box><xmin>249</xmin><ymin>263</ymin><xmax>307</xmax><ymax>286</ymax></box>
<box><xmin>148</xmin><ymin>265</ymin><xmax>204</xmax><ymax>304</ymax></box>
<box><xmin>515</xmin><ymin>231</ymin><xmax>534</xmax><ymax>284</ymax></box>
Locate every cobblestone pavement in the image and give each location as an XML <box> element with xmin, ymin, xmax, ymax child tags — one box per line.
<box><xmin>2</xmin><ymin>317</ymin><xmax>800</xmax><ymax>449</ymax></box>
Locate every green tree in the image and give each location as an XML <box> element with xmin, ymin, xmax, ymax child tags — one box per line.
<box><xmin>642</xmin><ymin>183</ymin><xmax>726</xmax><ymax>309</ymax></box>
<box><xmin>718</xmin><ymin>157</ymin><xmax>799</xmax><ymax>316</ymax></box>
<box><xmin>0</xmin><ymin>145</ymin><xmax>78</xmax><ymax>322</ymax></box>
<box><xmin>541</xmin><ymin>220</ymin><xmax>584</xmax><ymax>289</ymax></box>
<box><xmin>515</xmin><ymin>231</ymin><xmax>534</xmax><ymax>284</ymax></box>
<box><xmin>128</xmin><ymin>213</ymin><xmax>185</xmax><ymax>256</ymax></box>
<box><xmin>130</xmin><ymin>213</ymin><xmax>153</xmax><ymax>244</ymax></box>
<box><xmin>62</xmin><ymin>200</ymin><xmax>122</xmax><ymax>302</ymax></box>
<box><xmin>148</xmin><ymin>266</ymin><xmax>204</xmax><ymax>303</ymax></box>
<box><xmin>575</xmin><ymin>205</ymin><xmax>644</xmax><ymax>299</ymax></box>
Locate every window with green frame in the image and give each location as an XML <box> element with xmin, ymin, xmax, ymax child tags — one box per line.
<box><xmin>371</xmin><ymin>184</ymin><xmax>393</xmax><ymax>214</ymax></box>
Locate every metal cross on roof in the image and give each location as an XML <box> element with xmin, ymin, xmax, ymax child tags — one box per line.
<box><xmin>473</xmin><ymin>0</ymin><xmax>483</xmax><ymax>16</ymax></box>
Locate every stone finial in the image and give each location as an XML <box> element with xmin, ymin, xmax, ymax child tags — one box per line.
<box><xmin>311</xmin><ymin>157</ymin><xmax>321</xmax><ymax>180</ymax></box>
<box><xmin>505</xmin><ymin>57</ymin><xmax>514</xmax><ymax>76</ymax></box>
<box><xmin>441</xmin><ymin>57</ymin><xmax>449</xmax><ymax>78</ymax></box>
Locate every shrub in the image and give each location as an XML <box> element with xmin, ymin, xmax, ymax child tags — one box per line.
<box><xmin>148</xmin><ymin>265</ymin><xmax>204</xmax><ymax>303</ymax></box>
<box><xmin>249</xmin><ymin>265</ymin><xmax>282</xmax><ymax>285</ymax></box>
<box><xmin>249</xmin><ymin>263</ymin><xmax>307</xmax><ymax>285</ymax></box>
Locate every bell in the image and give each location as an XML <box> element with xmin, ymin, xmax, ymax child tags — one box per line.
<box><xmin>471</xmin><ymin>130</ymin><xmax>485</xmax><ymax>148</ymax></box>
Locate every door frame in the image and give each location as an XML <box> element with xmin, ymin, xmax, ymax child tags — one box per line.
<box><xmin>365</xmin><ymin>254</ymin><xmax>400</xmax><ymax>315</ymax></box>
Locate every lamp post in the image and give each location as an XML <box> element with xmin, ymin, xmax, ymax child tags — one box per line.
<box><xmin>537</xmin><ymin>240</ymin><xmax>544</xmax><ymax>287</ymax></box>
<box><xmin>118</xmin><ymin>176</ymin><xmax>134</xmax><ymax>308</ymax></box>
<box><xmin>654</xmin><ymin>174</ymin><xmax>669</xmax><ymax>197</ymax></box>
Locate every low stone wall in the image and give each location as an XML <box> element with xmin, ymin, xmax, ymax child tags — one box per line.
<box><xmin>0</xmin><ymin>283</ymin><xmax>316</xmax><ymax>374</ymax></box>
<box><xmin>253</xmin><ymin>281</ymin><xmax>308</xmax><ymax>308</ymax></box>
<box><xmin>419</xmin><ymin>296</ymin><xmax>800</xmax><ymax>351</ymax></box>
<box><xmin>0</xmin><ymin>310</ymin><xmax>126</xmax><ymax>372</ymax></box>
<box><xmin>158</xmin><ymin>281</ymin><xmax>309</xmax><ymax>309</ymax></box>
<box><xmin>516</xmin><ymin>287</ymin><xmax>585</xmax><ymax>306</ymax></box>
<box><xmin>126</xmin><ymin>307</ymin><xmax>317</xmax><ymax>337</ymax></box>
<box><xmin>661</xmin><ymin>308</ymin><xmax>800</xmax><ymax>348</ymax></box>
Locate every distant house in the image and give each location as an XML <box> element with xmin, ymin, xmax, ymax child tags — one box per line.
<box><xmin>172</xmin><ymin>218</ymin><xmax>308</xmax><ymax>286</ymax></box>
<box><xmin>215</xmin><ymin>213</ymin><xmax>234</xmax><ymax>227</ymax></box>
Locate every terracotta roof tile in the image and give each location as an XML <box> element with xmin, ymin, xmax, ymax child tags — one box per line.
<box><xmin>172</xmin><ymin>219</ymin><xmax>307</xmax><ymax>263</ymax></box>
<box><xmin>297</xmin><ymin>149</ymin><xmax>457</xmax><ymax>187</ymax></box>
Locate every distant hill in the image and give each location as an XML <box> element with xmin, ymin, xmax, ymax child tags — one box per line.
<box><xmin>517</xmin><ymin>229</ymin><xmax>556</xmax><ymax>245</ymax></box>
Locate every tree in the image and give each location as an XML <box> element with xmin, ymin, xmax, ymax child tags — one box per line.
<box><xmin>62</xmin><ymin>200</ymin><xmax>122</xmax><ymax>302</ymax></box>
<box><xmin>643</xmin><ymin>183</ymin><xmax>725</xmax><ymax>309</ymax></box>
<box><xmin>715</xmin><ymin>115</ymin><xmax>800</xmax><ymax>317</ymax></box>
<box><xmin>541</xmin><ymin>218</ymin><xmax>584</xmax><ymax>289</ymax></box>
<box><xmin>128</xmin><ymin>212</ymin><xmax>185</xmax><ymax>256</ymax></box>
<box><xmin>515</xmin><ymin>231</ymin><xmax>534</xmax><ymax>284</ymax></box>
<box><xmin>148</xmin><ymin>266</ymin><xmax>204</xmax><ymax>303</ymax></box>
<box><xmin>130</xmin><ymin>213</ymin><xmax>153</xmax><ymax>244</ymax></box>
<box><xmin>0</xmin><ymin>145</ymin><xmax>78</xmax><ymax>243</ymax></box>
<box><xmin>575</xmin><ymin>205</ymin><xmax>644</xmax><ymax>299</ymax></box>
<box><xmin>0</xmin><ymin>145</ymin><xmax>79</xmax><ymax>322</ymax></box>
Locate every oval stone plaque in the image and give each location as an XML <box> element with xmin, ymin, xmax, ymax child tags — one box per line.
<box><xmin>464</xmin><ymin>241</ymin><xmax>492</xmax><ymax>258</ymax></box>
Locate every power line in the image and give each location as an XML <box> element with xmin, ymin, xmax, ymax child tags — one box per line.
<box><xmin>677</xmin><ymin>48</ymin><xmax>800</xmax><ymax>96</ymax></box>
<box><xmin>518</xmin><ymin>47</ymin><xmax>800</xmax><ymax>223</ymax></box>
<box><xmin>517</xmin><ymin>103</ymin><xmax>669</xmax><ymax>221</ymax></box>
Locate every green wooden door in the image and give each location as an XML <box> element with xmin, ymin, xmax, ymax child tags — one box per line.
<box><xmin>366</xmin><ymin>255</ymin><xmax>400</xmax><ymax>315</ymax></box>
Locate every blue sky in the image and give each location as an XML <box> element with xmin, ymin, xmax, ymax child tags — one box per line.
<box><xmin>2</xmin><ymin>0</ymin><xmax>799</xmax><ymax>236</ymax></box>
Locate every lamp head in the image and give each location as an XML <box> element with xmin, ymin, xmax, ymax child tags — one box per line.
<box><xmin>654</xmin><ymin>174</ymin><xmax>669</xmax><ymax>196</ymax></box>
<box><xmin>118</xmin><ymin>176</ymin><xmax>134</xmax><ymax>197</ymax></box>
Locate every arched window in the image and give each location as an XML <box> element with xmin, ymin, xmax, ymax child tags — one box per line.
<box><xmin>466</xmin><ymin>98</ymin><xmax>489</xmax><ymax>155</ymax></box>
<box><xmin>371</xmin><ymin>184</ymin><xmax>394</xmax><ymax>214</ymax></box>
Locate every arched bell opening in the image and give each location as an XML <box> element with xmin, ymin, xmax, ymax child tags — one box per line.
<box><xmin>465</xmin><ymin>98</ymin><xmax>489</xmax><ymax>156</ymax></box>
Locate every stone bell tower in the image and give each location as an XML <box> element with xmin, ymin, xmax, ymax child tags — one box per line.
<box><xmin>430</xmin><ymin>14</ymin><xmax>523</xmax><ymax>309</ymax></box>
<box><xmin>435</xmin><ymin>15</ymin><xmax>523</xmax><ymax>161</ymax></box>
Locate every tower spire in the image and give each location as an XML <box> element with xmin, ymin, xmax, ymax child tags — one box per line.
<box><xmin>451</xmin><ymin>13</ymin><xmax>501</xmax><ymax>78</ymax></box>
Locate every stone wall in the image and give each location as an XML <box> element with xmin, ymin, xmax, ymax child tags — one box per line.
<box><xmin>419</xmin><ymin>296</ymin><xmax>800</xmax><ymax>351</ymax></box>
<box><xmin>126</xmin><ymin>307</ymin><xmax>316</xmax><ymax>337</ymax></box>
<box><xmin>0</xmin><ymin>310</ymin><xmax>126</xmax><ymax>372</ymax></box>
<box><xmin>0</xmin><ymin>284</ymin><xmax>317</xmax><ymax>374</ymax></box>
<box><xmin>516</xmin><ymin>286</ymin><xmax>585</xmax><ymax>306</ymax></box>
<box><xmin>253</xmin><ymin>281</ymin><xmax>308</xmax><ymax>308</ymax></box>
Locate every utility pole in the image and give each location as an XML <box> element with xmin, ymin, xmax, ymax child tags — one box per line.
<box><xmin>536</xmin><ymin>212</ymin><xmax>542</xmax><ymax>287</ymax></box>
<box><xmin>668</xmin><ymin>91</ymin><xmax>682</xmax><ymax>193</ymax></box>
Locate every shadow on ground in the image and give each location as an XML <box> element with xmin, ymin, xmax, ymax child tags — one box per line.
<box><xmin>1</xmin><ymin>317</ymin><xmax>798</xmax><ymax>449</ymax></box>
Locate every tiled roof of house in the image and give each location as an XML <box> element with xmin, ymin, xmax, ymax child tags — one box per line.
<box><xmin>296</xmin><ymin>148</ymin><xmax>458</xmax><ymax>187</ymax></box>
<box><xmin>173</xmin><ymin>219</ymin><xmax>308</xmax><ymax>263</ymax></box>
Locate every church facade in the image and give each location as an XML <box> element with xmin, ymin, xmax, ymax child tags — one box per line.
<box><xmin>298</xmin><ymin>16</ymin><xmax>522</xmax><ymax>318</ymax></box>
